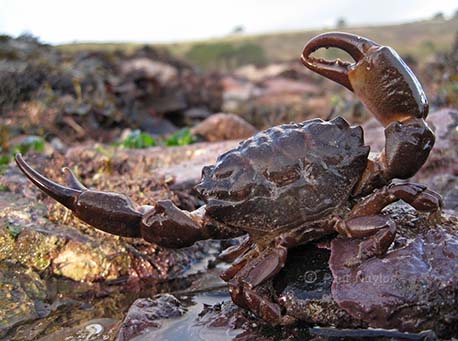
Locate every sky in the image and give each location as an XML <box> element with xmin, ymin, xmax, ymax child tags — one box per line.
<box><xmin>0</xmin><ymin>0</ymin><xmax>457</xmax><ymax>45</ymax></box>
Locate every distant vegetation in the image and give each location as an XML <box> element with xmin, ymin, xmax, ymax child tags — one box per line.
<box><xmin>0</xmin><ymin>136</ymin><xmax>44</xmax><ymax>168</ymax></box>
<box><xmin>59</xmin><ymin>18</ymin><xmax>458</xmax><ymax>71</ymax></box>
<box><xmin>185</xmin><ymin>42</ymin><xmax>267</xmax><ymax>70</ymax></box>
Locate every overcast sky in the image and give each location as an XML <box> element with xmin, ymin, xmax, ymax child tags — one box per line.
<box><xmin>0</xmin><ymin>0</ymin><xmax>457</xmax><ymax>44</ymax></box>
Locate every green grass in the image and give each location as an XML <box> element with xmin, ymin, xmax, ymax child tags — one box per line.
<box><xmin>120</xmin><ymin>130</ymin><xmax>156</xmax><ymax>149</ymax></box>
<box><xmin>119</xmin><ymin>128</ymin><xmax>196</xmax><ymax>149</ymax></box>
<box><xmin>0</xmin><ymin>136</ymin><xmax>45</xmax><ymax>167</ymax></box>
<box><xmin>58</xmin><ymin>18</ymin><xmax>458</xmax><ymax>70</ymax></box>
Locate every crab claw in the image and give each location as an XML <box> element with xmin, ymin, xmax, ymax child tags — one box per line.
<box><xmin>301</xmin><ymin>32</ymin><xmax>428</xmax><ymax>126</ymax></box>
<box><xmin>15</xmin><ymin>153</ymin><xmax>142</xmax><ymax>238</ymax></box>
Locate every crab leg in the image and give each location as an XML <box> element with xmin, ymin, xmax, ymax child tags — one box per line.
<box><xmin>219</xmin><ymin>234</ymin><xmax>253</xmax><ymax>262</ymax></box>
<box><xmin>336</xmin><ymin>215</ymin><xmax>397</xmax><ymax>261</ymax></box>
<box><xmin>350</xmin><ymin>182</ymin><xmax>442</xmax><ymax>219</ymax></box>
<box><xmin>334</xmin><ymin>182</ymin><xmax>442</xmax><ymax>261</ymax></box>
<box><xmin>228</xmin><ymin>245</ymin><xmax>289</xmax><ymax>325</ymax></box>
<box><xmin>224</xmin><ymin>232</ymin><xmax>313</xmax><ymax>325</ymax></box>
<box><xmin>15</xmin><ymin>154</ymin><xmax>242</xmax><ymax>246</ymax></box>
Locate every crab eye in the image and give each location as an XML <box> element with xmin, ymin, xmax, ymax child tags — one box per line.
<box><xmin>264</xmin><ymin>168</ymin><xmax>300</xmax><ymax>187</ymax></box>
<box><xmin>214</xmin><ymin>169</ymin><xmax>233</xmax><ymax>179</ymax></box>
<box><xmin>201</xmin><ymin>166</ymin><xmax>214</xmax><ymax>178</ymax></box>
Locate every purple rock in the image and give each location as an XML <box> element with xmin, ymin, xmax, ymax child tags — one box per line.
<box><xmin>116</xmin><ymin>294</ymin><xmax>186</xmax><ymax>341</ymax></box>
<box><xmin>330</xmin><ymin>226</ymin><xmax>458</xmax><ymax>336</ymax></box>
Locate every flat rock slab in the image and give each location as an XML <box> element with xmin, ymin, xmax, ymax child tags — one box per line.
<box><xmin>64</xmin><ymin>140</ymin><xmax>239</xmax><ymax>185</ymax></box>
<box><xmin>330</xmin><ymin>213</ymin><xmax>458</xmax><ymax>337</ymax></box>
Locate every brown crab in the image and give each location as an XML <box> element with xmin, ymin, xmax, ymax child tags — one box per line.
<box><xmin>16</xmin><ymin>32</ymin><xmax>442</xmax><ymax>325</ymax></box>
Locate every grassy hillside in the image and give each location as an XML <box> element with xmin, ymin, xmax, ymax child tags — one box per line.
<box><xmin>59</xmin><ymin>18</ymin><xmax>458</xmax><ymax>70</ymax></box>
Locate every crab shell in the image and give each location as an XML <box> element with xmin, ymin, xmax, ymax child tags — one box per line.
<box><xmin>195</xmin><ymin>116</ymin><xmax>370</xmax><ymax>235</ymax></box>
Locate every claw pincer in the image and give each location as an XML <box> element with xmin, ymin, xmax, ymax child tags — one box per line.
<box><xmin>301</xmin><ymin>32</ymin><xmax>429</xmax><ymax>125</ymax></box>
<box><xmin>15</xmin><ymin>153</ymin><xmax>143</xmax><ymax>237</ymax></box>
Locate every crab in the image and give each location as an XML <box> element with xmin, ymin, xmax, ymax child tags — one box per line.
<box><xmin>16</xmin><ymin>32</ymin><xmax>442</xmax><ymax>325</ymax></box>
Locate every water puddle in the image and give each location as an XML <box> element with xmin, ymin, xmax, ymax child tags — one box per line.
<box><xmin>133</xmin><ymin>291</ymin><xmax>242</xmax><ymax>341</ymax></box>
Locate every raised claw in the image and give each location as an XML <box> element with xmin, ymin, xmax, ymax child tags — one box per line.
<box><xmin>15</xmin><ymin>153</ymin><xmax>142</xmax><ymax>238</ymax></box>
<box><xmin>302</xmin><ymin>32</ymin><xmax>429</xmax><ymax>126</ymax></box>
<box><xmin>301</xmin><ymin>32</ymin><xmax>377</xmax><ymax>91</ymax></box>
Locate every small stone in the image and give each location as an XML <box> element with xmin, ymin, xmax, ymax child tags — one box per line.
<box><xmin>191</xmin><ymin>113</ymin><xmax>257</xmax><ymax>142</ymax></box>
<box><xmin>116</xmin><ymin>295</ymin><xmax>186</xmax><ymax>341</ymax></box>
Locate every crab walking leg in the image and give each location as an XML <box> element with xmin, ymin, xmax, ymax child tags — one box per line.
<box><xmin>219</xmin><ymin>234</ymin><xmax>253</xmax><ymax>262</ymax></box>
<box><xmin>15</xmin><ymin>154</ymin><xmax>242</xmax><ymax>245</ymax></box>
<box><xmin>225</xmin><ymin>232</ymin><xmax>310</xmax><ymax>325</ymax></box>
<box><xmin>335</xmin><ymin>215</ymin><xmax>396</xmax><ymax>260</ymax></box>
<box><xmin>228</xmin><ymin>245</ymin><xmax>289</xmax><ymax>325</ymax></box>
<box><xmin>230</xmin><ymin>281</ymin><xmax>293</xmax><ymax>326</ymax></box>
<box><xmin>350</xmin><ymin>182</ymin><xmax>442</xmax><ymax>218</ymax></box>
<box><xmin>334</xmin><ymin>182</ymin><xmax>442</xmax><ymax>260</ymax></box>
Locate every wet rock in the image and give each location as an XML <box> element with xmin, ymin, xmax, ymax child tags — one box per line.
<box><xmin>116</xmin><ymin>294</ymin><xmax>186</xmax><ymax>340</ymax></box>
<box><xmin>0</xmin><ymin>190</ymin><xmax>132</xmax><ymax>283</ymax></box>
<box><xmin>196</xmin><ymin>300</ymin><xmax>251</xmax><ymax>329</ymax></box>
<box><xmin>329</xmin><ymin>208</ymin><xmax>458</xmax><ymax>337</ymax></box>
<box><xmin>0</xmin><ymin>141</ymin><xmax>230</xmax><ymax>337</ymax></box>
<box><xmin>191</xmin><ymin>113</ymin><xmax>257</xmax><ymax>142</ymax></box>
<box><xmin>121</xmin><ymin>290</ymin><xmax>285</xmax><ymax>340</ymax></box>
<box><xmin>195</xmin><ymin>295</ymin><xmax>428</xmax><ymax>340</ymax></box>
<box><xmin>308</xmin><ymin>327</ymin><xmax>437</xmax><ymax>339</ymax></box>
<box><xmin>0</xmin><ymin>263</ymin><xmax>48</xmax><ymax>338</ymax></box>
<box><xmin>36</xmin><ymin>318</ymin><xmax>119</xmax><ymax>341</ymax></box>
<box><xmin>195</xmin><ymin>300</ymin><xmax>272</xmax><ymax>340</ymax></box>
<box><xmin>0</xmin><ymin>192</ymin><xmax>65</xmax><ymax>272</ymax></box>
<box><xmin>62</xmin><ymin>139</ymin><xmax>239</xmax><ymax>185</ymax></box>
<box><xmin>52</xmin><ymin>239</ymin><xmax>130</xmax><ymax>282</ymax></box>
